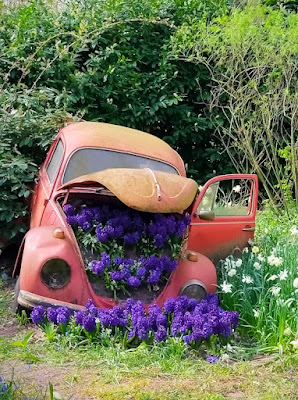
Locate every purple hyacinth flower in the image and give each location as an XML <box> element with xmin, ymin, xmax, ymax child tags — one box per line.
<box><xmin>156</xmin><ymin>313</ymin><xmax>168</xmax><ymax>327</ymax></box>
<box><xmin>46</xmin><ymin>307</ymin><xmax>58</xmax><ymax>324</ymax></box>
<box><xmin>63</xmin><ymin>204</ymin><xmax>75</xmax><ymax>216</ymax></box>
<box><xmin>164</xmin><ymin>215</ymin><xmax>176</xmax><ymax>235</ymax></box>
<box><xmin>136</xmin><ymin>266</ymin><xmax>146</xmax><ymax>279</ymax></box>
<box><xmin>113</xmin><ymin>256</ymin><xmax>124</xmax><ymax>266</ymax></box>
<box><xmin>75</xmin><ymin>310</ymin><xmax>85</xmax><ymax>325</ymax></box>
<box><xmin>31</xmin><ymin>305</ymin><xmax>45</xmax><ymax>324</ymax></box>
<box><xmin>127</xmin><ymin>276</ymin><xmax>141</xmax><ymax>287</ymax></box>
<box><xmin>147</xmin><ymin>270</ymin><xmax>161</xmax><ymax>285</ymax></box>
<box><xmin>123</xmin><ymin>258</ymin><xmax>134</xmax><ymax>268</ymax></box>
<box><xmin>113</xmin><ymin>225</ymin><xmax>124</xmax><ymax>238</ymax></box>
<box><xmin>66</xmin><ymin>215</ymin><xmax>77</xmax><ymax>226</ymax></box>
<box><xmin>92</xmin><ymin>261</ymin><xmax>105</xmax><ymax>275</ymax></box>
<box><xmin>163</xmin><ymin>298</ymin><xmax>176</xmax><ymax>314</ymax></box>
<box><xmin>176</xmin><ymin>220</ymin><xmax>187</xmax><ymax>237</ymax></box>
<box><xmin>148</xmin><ymin>223</ymin><xmax>157</xmax><ymax>236</ymax></box>
<box><xmin>100</xmin><ymin>252</ymin><xmax>111</xmax><ymax>267</ymax></box>
<box><xmin>187</xmin><ymin>298</ymin><xmax>199</xmax><ymax>311</ymax></box>
<box><xmin>82</xmin><ymin>314</ymin><xmax>96</xmax><ymax>332</ymax></box>
<box><xmin>155</xmin><ymin>325</ymin><xmax>167</xmax><ymax>342</ymax></box>
<box><xmin>96</xmin><ymin>226</ymin><xmax>109</xmax><ymax>243</ymax></box>
<box><xmin>183</xmin><ymin>334</ymin><xmax>191</xmax><ymax>345</ymax></box>
<box><xmin>206</xmin><ymin>293</ymin><xmax>219</xmax><ymax>306</ymax></box>
<box><xmin>125</xmin><ymin>298</ymin><xmax>137</xmax><ymax>313</ymax></box>
<box><xmin>206</xmin><ymin>355</ymin><xmax>219</xmax><ymax>364</ymax></box>
<box><xmin>86</xmin><ymin>299</ymin><xmax>98</xmax><ymax>315</ymax></box>
<box><xmin>124</xmin><ymin>232</ymin><xmax>140</xmax><ymax>245</ymax></box>
<box><xmin>81</xmin><ymin>221</ymin><xmax>92</xmax><ymax>231</ymax></box>
<box><xmin>110</xmin><ymin>270</ymin><xmax>125</xmax><ymax>281</ymax></box>
<box><xmin>56</xmin><ymin>306</ymin><xmax>71</xmax><ymax>325</ymax></box>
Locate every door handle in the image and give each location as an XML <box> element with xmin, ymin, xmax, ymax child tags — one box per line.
<box><xmin>242</xmin><ymin>226</ymin><xmax>255</xmax><ymax>232</ymax></box>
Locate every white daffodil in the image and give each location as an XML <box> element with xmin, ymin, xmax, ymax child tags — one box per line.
<box><xmin>251</xmin><ymin>246</ymin><xmax>259</xmax><ymax>254</ymax></box>
<box><xmin>293</xmin><ymin>278</ymin><xmax>298</xmax><ymax>289</ymax></box>
<box><xmin>290</xmin><ymin>226</ymin><xmax>298</xmax><ymax>236</ymax></box>
<box><xmin>268</xmin><ymin>275</ymin><xmax>278</xmax><ymax>281</ymax></box>
<box><xmin>290</xmin><ymin>340</ymin><xmax>298</xmax><ymax>349</ymax></box>
<box><xmin>242</xmin><ymin>247</ymin><xmax>249</xmax><ymax>254</ymax></box>
<box><xmin>253</xmin><ymin>262</ymin><xmax>261</xmax><ymax>270</ymax></box>
<box><xmin>242</xmin><ymin>275</ymin><xmax>254</xmax><ymax>284</ymax></box>
<box><xmin>221</xmin><ymin>281</ymin><xmax>233</xmax><ymax>293</ymax></box>
<box><xmin>253</xmin><ymin>309</ymin><xmax>260</xmax><ymax>318</ymax></box>
<box><xmin>267</xmin><ymin>255</ymin><xmax>283</xmax><ymax>267</ymax></box>
<box><xmin>248</xmin><ymin>238</ymin><xmax>254</xmax><ymax>246</ymax></box>
<box><xmin>232</xmin><ymin>185</ymin><xmax>241</xmax><ymax>193</ymax></box>
<box><xmin>279</xmin><ymin>269</ymin><xmax>289</xmax><ymax>281</ymax></box>
<box><xmin>257</xmin><ymin>254</ymin><xmax>265</xmax><ymax>262</ymax></box>
<box><xmin>235</xmin><ymin>258</ymin><xmax>243</xmax><ymax>268</ymax></box>
<box><xmin>270</xmin><ymin>286</ymin><xmax>281</xmax><ymax>296</ymax></box>
<box><xmin>228</xmin><ymin>268</ymin><xmax>237</xmax><ymax>277</ymax></box>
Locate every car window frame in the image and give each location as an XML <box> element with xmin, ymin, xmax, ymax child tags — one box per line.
<box><xmin>61</xmin><ymin>146</ymin><xmax>180</xmax><ymax>185</ymax></box>
<box><xmin>45</xmin><ymin>139</ymin><xmax>64</xmax><ymax>185</ymax></box>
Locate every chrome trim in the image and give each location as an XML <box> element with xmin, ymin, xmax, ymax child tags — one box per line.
<box><xmin>179</xmin><ymin>279</ymin><xmax>207</xmax><ymax>297</ymax></box>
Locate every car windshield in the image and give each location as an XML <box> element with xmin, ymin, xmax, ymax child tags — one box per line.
<box><xmin>62</xmin><ymin>148</ymin><xmax>179</xmax><ymax>184</ymax></box>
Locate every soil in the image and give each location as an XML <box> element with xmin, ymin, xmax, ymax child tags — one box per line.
<box><xmin>88</xmin><ymin>273</ymin><xmax>167</xmax><ymax>303</ymax></box>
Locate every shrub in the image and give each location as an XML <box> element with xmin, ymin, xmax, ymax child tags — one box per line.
<box><xmin>0</xmin><ymin>0</ymin><xmax>232</xmax><ymax>244</ymax></box>
<box><xmin>172</xmin><ymin>1</ymin><xmax>298</xmax><ymax>213</ymax></box>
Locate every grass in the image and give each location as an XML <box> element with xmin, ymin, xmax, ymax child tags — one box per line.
<box><xmin>1</xmin><ymin>305</ymin><xmax>298</xmax><ymax>400</ymax></box>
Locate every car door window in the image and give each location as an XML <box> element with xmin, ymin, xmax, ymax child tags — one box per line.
<box><xmin>197</xmin><ymin>179</ymin><xmax>253</xmax><ymax>216</ymax></box>
<box><xmin>46</xmin><ymin>140</ymin><xmax>64</xmax><ymax>183</ymax></box>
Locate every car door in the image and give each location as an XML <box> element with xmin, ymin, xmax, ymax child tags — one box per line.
<box><xmin>187</xmin><ymin>174</ymin><xmax>258</xmax><ymax>264</ymax></box>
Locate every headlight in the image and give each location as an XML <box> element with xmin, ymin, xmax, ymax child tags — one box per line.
<box><xmin>179</xmin><ymin>279</ymin><xmax>206</xmax><ymax>301</ymax></box>
<box><xmin>41</xmin><ymin>258</ymin><xmax>71</xmax><ymax>289</ymax></box>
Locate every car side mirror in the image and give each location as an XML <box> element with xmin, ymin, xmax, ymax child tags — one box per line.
<box><xmin>197</xmin><ymin>210</ymin><xmax>215</xmax><ymax>221</ymax></box>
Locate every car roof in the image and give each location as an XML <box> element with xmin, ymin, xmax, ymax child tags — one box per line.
<box><xmin>59</xmin><ymin>122</ymin><xmax>186</xmax><ymax>176</ymax></box>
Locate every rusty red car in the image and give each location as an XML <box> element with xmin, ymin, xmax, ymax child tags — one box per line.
<box><xmin>13</xmin><ymin>122</ymin><xmax>258</xmax><ymax>312</ymax></box>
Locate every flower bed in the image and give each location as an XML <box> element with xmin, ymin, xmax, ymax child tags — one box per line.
<box><xmin>64</xmin><ymin>202</ymin><xmax>191</xmax><ymax>298</ymax></box>
<box><xmin>218</xmin><ymin>225</ymin><xmax>298</xmax><ymax>350</ymax></box>
<box><xmin>31</xmin><ymin>294</ymin><xmax>239</xmax><ymax>346</ymax></box>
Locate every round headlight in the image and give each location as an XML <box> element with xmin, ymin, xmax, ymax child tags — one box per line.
<box><xmin>179</xmin><ymin>280</ymin><xmax>206</xmax><ymax>301</ymax></box>
<box><xmin>41</xmin><ymin>258</ymin><xmax>71</xmax><ymax>289</ymax></box>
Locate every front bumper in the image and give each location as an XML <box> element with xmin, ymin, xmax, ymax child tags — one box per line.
<box><xmin>18</xmin><ymin>290</ymin><xmax>85</xmax><ymax>311</ymax></box>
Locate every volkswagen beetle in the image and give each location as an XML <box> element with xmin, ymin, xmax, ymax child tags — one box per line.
<box><xmin>13</xmin><ymin>122</ymin><xmax>258</xmax><ymax>311</ymax></box>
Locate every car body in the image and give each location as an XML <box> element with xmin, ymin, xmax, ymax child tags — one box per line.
<box><xmin>13</xmin><ymin>122</ymin><xmax>258</xmax><ymax>311</ymax></box>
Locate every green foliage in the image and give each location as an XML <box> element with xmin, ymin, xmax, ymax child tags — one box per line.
<box><xmin>172</xmin><ymin>1</ymin><xmax>298</xmax><ymax>213</ymax></box>
<box><xmin>0</xmin><ymin>0</ymin><xmax>232</xmax><ymax>243</ymax></box>
<box><xmin>218</xmin><ymin>208</ymin><xmax>298</xmax><ymax>352</ymax></box>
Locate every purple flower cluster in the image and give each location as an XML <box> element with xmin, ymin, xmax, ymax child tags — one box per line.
<box><xmin>31</xmin><ymin>305</ymin><xmax>71</xmax><ymax>325</ymax></box>
<box><xmin>64</xmin><ymin>202</ymin><xmax>191</xmax><ymax>293</ymax></box>
<box><xmin>0</xmin><ymin>377</ymin><xmax>8</xmax><ymax>395</ymax></box>
<box><xmin>31</xmin><ymin>294</ymin><xmax>239</xmax><ymax>344</ymax></box>
<box><xmin>90</xmin><ymin>254</ymin><xmax>178</xmax><ymax>288</ymax></box>
<box><xmin>64</xmin><ymin>203</ymin><xmax>190</xmax><ymax>242</ymax></box>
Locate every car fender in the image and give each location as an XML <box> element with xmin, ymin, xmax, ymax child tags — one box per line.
<box><xmin>17</xmin><ymin>226</ymin><xmax>87</xmax><ymax>306</ymax></box>
<box><xmin>12</xmin><ymin>236</ymin><xmax>26</xmax><ymax>278</ymax></box>
<box><xmin>156</xmin><ymin>252</ymin><xmax>217</xmax><ymax>306</ymax></box>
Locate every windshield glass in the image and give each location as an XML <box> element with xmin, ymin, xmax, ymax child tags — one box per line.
<box><xmin>62</xmin><ymin>148</ymin><xmax>179</xmax><ymax>184</ymax></box>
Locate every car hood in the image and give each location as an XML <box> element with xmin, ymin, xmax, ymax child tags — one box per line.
<box><xmin>60</xmin><ymin>168</ymin><xmax>198</xmax><ymax>213</ymax></box>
